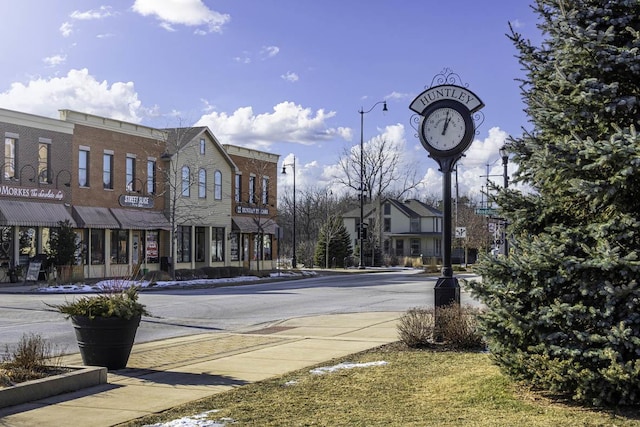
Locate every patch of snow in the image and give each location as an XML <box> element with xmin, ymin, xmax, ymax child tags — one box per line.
<box><xmin>143</xmin><ymin>410</ymin><xmax>229</xmax><ymax>427</ymax></box>
<box><xmin>310</xmin><ymin>360</ymin><xmax>388</xmax><ymax>375</ymax></box>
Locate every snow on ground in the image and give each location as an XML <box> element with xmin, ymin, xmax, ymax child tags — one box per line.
<box><xmin>143</xmin><ymin>362</ymin><xmax>389</xmax><ymax>427</ymax></box>
<box><xmin>34</xmin><ymin>271</ymin><xmax>313</xmax><ymax>293</ymax></box>
<box><xmin>309</xmin><ymin>360</ymin><xmax>388</xmax><ymax>375</ymax></box>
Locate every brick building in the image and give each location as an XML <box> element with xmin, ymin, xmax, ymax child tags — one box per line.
<box><xmin>0</xmin><ymin>107</ymin><xmax>280</xmax><ymax>282</ymax></box>
<box><xmin>224</xmin><ymin>145</ymin><xmax>279</xmax><ymax>271</ymax></box>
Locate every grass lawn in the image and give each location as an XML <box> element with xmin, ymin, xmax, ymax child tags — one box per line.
<box><xmin>123</xmin><ymin>343</ymin><xmax>640</xmax><ymax>426</ymax></box>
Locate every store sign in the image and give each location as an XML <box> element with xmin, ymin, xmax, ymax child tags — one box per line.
<box><xmin>0</xmin><ymin>184</ymin><xmax>64</xmax><ymax>200</ymax></box>
<box><xmin>235</xmin><ymin>205</ymin><xmax>269</xmax><ymax>215</ymax></box>
<box><xmin>119</xmin><ymin>194</ymin><xmax>154</xmax><ymax>209</ymax></box>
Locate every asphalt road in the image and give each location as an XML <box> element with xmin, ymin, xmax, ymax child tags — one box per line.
<box><xmin>0</xmin><ymin>270</ymin><xmax>480</xmax><ymax>357</ymax></box>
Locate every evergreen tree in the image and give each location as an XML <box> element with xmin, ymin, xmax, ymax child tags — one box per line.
<box><xmin>468</xmin><ymin>0</ymin><xmax>640</xmax><ymax>406</ymax></box>
<box><xmin>314</xmin><ymin>217</ymin><xmax>352</xmax><ymax>268</ymax></box>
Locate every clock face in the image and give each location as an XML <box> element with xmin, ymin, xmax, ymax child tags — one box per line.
<box><xmin>422</xmin><ymin>107</ymin><xmax>467</xmax><ymax>151</ymax></box>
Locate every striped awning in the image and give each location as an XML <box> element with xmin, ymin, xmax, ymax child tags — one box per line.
<box><xmin>232</xmin><ymin>217</ymin><xmax>278</xmax><ymax>234</ymax></box>
<box><xmin>72</xmin><ymin>206</ymin><xmax>120</xmax><ymax>229</ymax></box>
<box><xmin>0</xmin><ymin>200</ymin><xmax>76</xmax><ymax>227</ymax></box>
<box><xmin>110</xmin><ymin>208</ymin><xmax>171</xmax><ymax>230</ymax></box>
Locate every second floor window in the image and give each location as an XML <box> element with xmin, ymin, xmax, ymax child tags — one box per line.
<box><xmin>38</xmin><ymin>142</ymin><xmax>50</xmax><ymax>184</ymax></box>
<box><xmin>79</xmin><ymin>149</ymin><xmax>89</xmax><ymax>187</ymax></box>
<box><xmin>234</xmin><ymin>173</ymin><xmax>241</xmax><ymax>202</ymax></box>
<box><xmin>200</xmin><ymin>138</ymin><xmax>205</xmax><ymax>155</ymax></box>
<box><xmin>181</xmin><ymin>166</ymin><xmax>190</xmax><ymax>196</ymax></box>
<box><xmin>248</xmin><ymin>176</ymin><xmax>256</xmax><ymax>204</ymax></box>
<box><xmin>198</xmin><ymin>168</ymin><xmax>206</xmax><ymax>198</ymax></box>
<box><xmin>4</xmin><ymin>137</ymin><xmax>16</xmax><ymax>180</ymax></box>
<box><xmin>261</xmin><ymin>177</ymin><xmax>269</xmax><ymax>205</ymax></box>
<box><xmin>147</xmin><ymin>159</ymin><xmax>156</xmax><ymax>194</ymax></box>
<box><xmin>126</xmin><ymin>157</ymin><xmax>135</xmax><ymax>191</ymax></box>
<box><xmin>214</xmin><ymin>170</ymin><xmax>222</xmax><ymax>200</ymax></box>
<box><xmin>103</xmin><ymin>153</ymin><xmax>113</xmax><ymax>189</ymax></box>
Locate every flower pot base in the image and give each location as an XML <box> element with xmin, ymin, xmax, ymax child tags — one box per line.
<box><xmin>71</xmin><ymin>315</ymin><xmax>141</xmax><ymax>370</ymax></box>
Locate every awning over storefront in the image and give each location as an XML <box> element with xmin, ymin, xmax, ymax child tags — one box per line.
<box><xmin>232</xmin><ymin>217</ymin><xmax>278</xmax><ymax>234</ymax></box>
<box><xmin>72</xmin><ymin>206</ymin><xmax>120</xmax><ymax>229</ymax></box>
<box><xmin>0</xmin><ymin>200</ymin><xmax>76</xmax><ymax>227</ymax></box>
<box><xmin>110</xmin><ymin>208</ymin><xmax>171</xmax><ymax>230</ymax></box>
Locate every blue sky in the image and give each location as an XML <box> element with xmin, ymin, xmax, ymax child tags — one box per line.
<box><xmin>0</xmin><ymin>1</ymin><xmax>539</xmax><ymax>199</ymax></box>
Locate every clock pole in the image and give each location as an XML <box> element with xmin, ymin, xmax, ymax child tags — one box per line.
<box><xmin>408</xmin><ymin>69</ymin><xmax>485</xmax><ymax>313</ymax></box>
<box><xmin>435</xmin><ymin>156</ymin><xmax>460</xmax><ymax>307</ymax></box>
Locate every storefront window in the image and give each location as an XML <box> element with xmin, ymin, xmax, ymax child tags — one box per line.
<box><xmin>263</xmin><ymin>234</ymin><xmax>272</xmax><ymax>260</ymax></box>
<box><xmin>195</xmin><ymin>227</ymin><xmax>205</xmax><ymax>262</ymax></box>
<box><xmin>111</xmin><ymin>230</ymin><xmax>129</xmax><ymax>264</ymax></box>
<box><xmin>177</xmin><ymin>226</ymin><xmax>191</xmax><ymax>262</ymax></box>
<box><xmin>146</xmin><ymin>231</ymin><xmax>159</xmax><ymax>264</ymax></box>
<box><xmin>19</xmin><ymin>227</ymin><xmax>36</xmax><ymax>259</ymax></box>
<box><xmin>0</xmin><ymin>227</ymin><xmax>11</xmax><ymax>261</ymax></box>
<box><xmin>229</xmin><ymin>233</ymin><xmax>239</xmax><ymax>261</ymax></box>
<box><xmin>211</xmin><ymin>227</ymin><xmax>224</xmax><ymax>262</ymax></box>
<box><xmin>253</xmin><ymin>234</ymin><xmax>272</xmax><ymax>261</ymax></box>
<box><xmin>90</xmin><ymin>229</ymin><xmax>105</xmax><ymax>264</ymax></box>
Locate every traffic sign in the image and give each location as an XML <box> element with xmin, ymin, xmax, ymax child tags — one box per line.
<box><xmin>475</xmin><ymin>208</ymin><xmax>497</xmax><ymax>216</ymax></box>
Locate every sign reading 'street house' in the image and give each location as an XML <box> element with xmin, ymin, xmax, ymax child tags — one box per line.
<box><xmin>119</xmin><ymin>194</ymin><xmax>154</xmax><ymax>209</ymax></box>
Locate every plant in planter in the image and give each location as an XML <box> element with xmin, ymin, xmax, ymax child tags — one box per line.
<box><xmin>48</xmin><ymin>286</ymin><xmax>149</xmax><ymax>370</ymax></box>
<box><xmin>7</xmin><ymin>264</ymin><xmax>23</xmax><ymax>283</ymax></box>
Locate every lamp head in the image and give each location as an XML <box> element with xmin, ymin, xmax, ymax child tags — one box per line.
<box><xmin>382</xmin><ymin>101</ymin><xmax>388</xmax><ymax>112</ymax></box>
<box><xmin>281</xmin><ymin>165</ymin><xmax>287</xmax><ymax>175</ymax></box>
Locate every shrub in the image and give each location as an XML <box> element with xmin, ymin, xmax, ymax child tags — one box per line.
<box><xmin>435</xmin><ymin>304</ymin><xmax>485</xmax><ymax>350</ymax></box>
<box><xmin>397</xmin><ymin>304</ymin><xmax>485</xmax><ymax>350</ymax></box>
<box><xmin>397</xmin><ymin>307</ymin><xmax>434</xmax><ymax>348</ymax></box>
<box><xmin>0</xmin><ymin>333</ymin><xmax>60</xmax><ymax>385</ymax></box>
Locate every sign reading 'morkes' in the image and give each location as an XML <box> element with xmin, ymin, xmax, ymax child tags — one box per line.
<box><xmin>0</xmin><ymin>184</ymin><xmax>64</xmax><ymax>200</ymax></box>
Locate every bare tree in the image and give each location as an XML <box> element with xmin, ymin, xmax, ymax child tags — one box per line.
<box><xmin>336</xmin><ymin>136</ymin><xmax>422</xmax><ymax>263</ymax></box>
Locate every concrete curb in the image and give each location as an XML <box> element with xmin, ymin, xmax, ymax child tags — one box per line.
<box><xmin>0</xmin><ymin>365</ymin><xmax>107</xmax><ymax>409</ymax></box>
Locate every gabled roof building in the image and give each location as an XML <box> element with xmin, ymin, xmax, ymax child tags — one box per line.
<box><xmin>343</xmin><ymin>198</ymin><xmax>443</xmax><ymax>264</ymax></box>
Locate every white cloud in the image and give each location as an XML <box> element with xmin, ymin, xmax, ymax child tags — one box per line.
<box><xmin>261</xmin><ymin>45</ymin><xmax>280</xmax><ymax>59</ymax></box>
<box><xmin>233</xmin><ymin>54</ymin><xmax>251</xmax><ymax>64</ymax></box>
<box><xmin>43</xmin><ymin>54</ymin><xmax>67</xmax><ymax>67</ymax></box>
<box><xmin>132</xmin><ymin>0</ymin><xmax>230</xmax><ymax>33</ymax></box>
<box><xmin>281</xmin><ymin>71</ymin><xmax>299</xmax><ymax>82</ymax></box>
<box><xmin>70</xmin><ymin>6</ymin><xmax>115</xmax><ymax>20</ymax></box>
<box><xmin>417</xmin><ymin>126</ymin><xmax>511</xmax><ymax>199</ymax></box>
<box><xmin>0</xmin><ymin>68</ymin><xmax>143</xmax><ymax>123</ymax></box>
<box><xmin>60</xmin><ymin>22</ymin><xmax>73</xmax><ymax>37</ymax></box>
<box><xmin>194</xmin><ymin>101</ymin><xmax>342</xmax><ymax>149</ymax></box>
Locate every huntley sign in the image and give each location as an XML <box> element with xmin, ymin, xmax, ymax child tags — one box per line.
<box><xmin>409</xmin><ymin>84</ymin><xmax>484</xmax><ymax>115</ymax></box>
<box><xmin>0</xmin><ymin>184</ymin><xmax>64</xmax><ymax>200</ymax></box>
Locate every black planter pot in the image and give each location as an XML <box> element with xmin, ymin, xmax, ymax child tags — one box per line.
<box><xmin>71</xmin><ymin>315</ymin><xmax>141</xmax><ymax>370</ymax></box>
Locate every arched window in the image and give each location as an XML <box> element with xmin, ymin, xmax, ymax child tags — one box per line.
<box><xmin>214</xmin><ymin>170</ymin><xmax>222</xmax><ymax>200</ymax></box>
<box><xmin>198</xmin><ymin>168</ymin><xmax>206</xmax><ymax>198</ymax></box>
<box><xmin>181</xmin><ymin>166</ymin><xmax>190</xmax><ymax>196</ymax></box>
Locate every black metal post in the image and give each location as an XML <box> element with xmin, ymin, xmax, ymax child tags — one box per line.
<box><xmin>281</xmin><ymin>157</ymin><xmax>297</xmax><ymax>268</ymax></box>
<box><xmin>434</xmin><ymin>156</ymin><xmax>460</xmax><ymax>308</ymax></box>
<box><xmin>500</xmin><ymin>147</ymin><xmax>509</xmax><ymax>257</ymax></box>
<box><xmin>358</xmin><ymin>101</ymin><xmax>387</xmax><ymax>269</ymax></box>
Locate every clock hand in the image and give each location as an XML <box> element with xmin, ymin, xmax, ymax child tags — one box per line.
<box><xmin>442</xmin><ymin>112</ymin><xmax>451</xmax><ymax>135</ymax></box>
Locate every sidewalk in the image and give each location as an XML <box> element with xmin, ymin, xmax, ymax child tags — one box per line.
<box><xmin>0</xmin><ymin>311</ymin><xmax>402</xmax><ymax>426</ymax></box>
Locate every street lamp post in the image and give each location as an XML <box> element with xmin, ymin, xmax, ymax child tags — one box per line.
<box><xmin>358</xmin><ymin>100</ymin><xmax>387</xmax><ymax>269</ymax></box>
<box><xmin>499</xmin><ymin>146</ymin><xmax>509</xmax><ymax>257</ymax></box>
<box><xmin>281</xmin><ymin>156</ymin><xmax>297</xmax><ymax>268</ymax></box>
